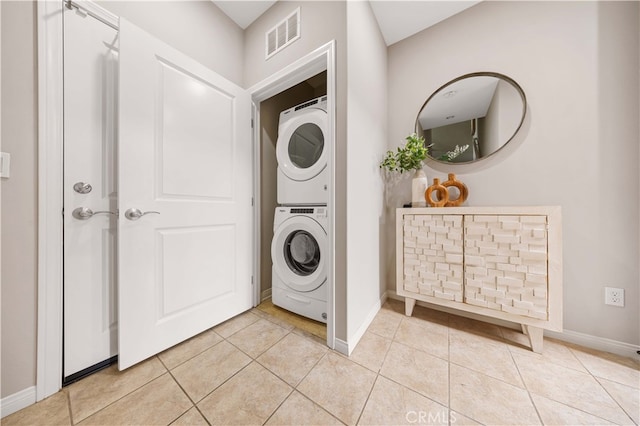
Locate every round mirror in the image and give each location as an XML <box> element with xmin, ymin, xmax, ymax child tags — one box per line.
<box><xmin>415</xmin><ymin>72</ymin><xmax>526</xmax><ymax>164</ymax></box>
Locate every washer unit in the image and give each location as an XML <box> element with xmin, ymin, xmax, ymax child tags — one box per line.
<box><xmin>276</xmin><ymin>96</ymin><xmax>328</xmax><ymax>205</ymax></box>
<box><xmin>271</xmin><ymin>206</ymin><xmax>327</xmax><ymax>323</ymax></box>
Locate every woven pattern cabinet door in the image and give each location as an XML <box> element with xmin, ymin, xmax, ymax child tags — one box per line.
<box><xmin>403</xmin><ymin>215</ymin><xmax>464</xmax><ymax>302</ymax></box>
<box><xmin>464</xmin><ymin>215</ymin><xmax>548</xmax><ymax>320</ymax></box>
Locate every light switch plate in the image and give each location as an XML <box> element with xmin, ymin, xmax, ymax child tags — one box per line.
<box><xmin>0</xmin><ymin>152</ymin><xmax>11</xmax><ymax>178</ymax></box>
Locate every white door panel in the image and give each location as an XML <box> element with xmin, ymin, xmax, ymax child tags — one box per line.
<box><xmin>63</xmin><ymin>8</ymin><xmax>119</xmax><ymax>378</ymax></box>
<box><xmin>117</xmin><ymin>19</ymin><xmax>253</xmax><ymax>370</ymax></box>
<box><xmin>159</xmin><ymin>61</ymin><xmax>234</xmax><ymax>200</ymax></box>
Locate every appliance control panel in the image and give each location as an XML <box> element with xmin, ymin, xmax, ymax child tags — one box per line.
<box><xmin>287</xmin><ymin>207</ymin><xmax>327</xmax><ymax>218</ymax></box>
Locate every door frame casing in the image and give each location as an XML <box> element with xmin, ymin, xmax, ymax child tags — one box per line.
<box><xmin>37</xmin><ymin>0</ymin><xmax>337</xmax><ymax>401</ymax></box>
<box><xmin>37</xmin><ymin>0</ymin><xmax>65</xmax><ymax>401</ymax></box>
<box><xmin>247</xmin><ymin>42</ymin><xmax>337</xmax><ymax>350</ymax></box>
<box><xmin>38</xmin><ymin>0</ymin><xmax>121</xmax><ymax>401</ymax></box>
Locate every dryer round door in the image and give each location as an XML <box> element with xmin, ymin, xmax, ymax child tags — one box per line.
<box><xmin>271</xmin><ymin>215</ymin><xmax>326</xmax><ymax>292</ymax></box>
<box><xmin>276</xmin><ymin>109</ymin><xmax>328</xmax><ymax>182</ymax></box>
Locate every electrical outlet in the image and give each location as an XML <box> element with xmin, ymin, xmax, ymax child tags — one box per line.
<box><xmin>0</xmin><ymin>152</ymin><xmax>10</xmax><ymax>178</ymax></box>
<box><xmin>605</xmin><ymin>287</ymin><xmax>624</xmax><ymax>307</ymax></box>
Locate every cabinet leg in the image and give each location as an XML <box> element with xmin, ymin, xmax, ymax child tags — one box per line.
<box><xmin>522</xmin><ymin>325</ymin><xmax>543</xmax><ymax>353</ymax></box>
<box><xmin>405</xmin><ymin>298</ymin><xmax>416</xmax><ymax>316</ymax></box>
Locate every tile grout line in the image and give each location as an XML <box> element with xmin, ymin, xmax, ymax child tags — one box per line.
<box><xmin>198</xmin><ymin>320</ymin><xmax>321</xmax><ymax>425</ymax></box>
<box><xmin>219</xmin><ymin>307</ymin><xmax>332</xmax><ymax>425</ymax></box>
<box><xmin>226</xmin><ymin>317</ymin><xmax>293</xmax><ymax>359</ymax></box>
<box><xmin>354</xmin><ymin>374</ymin><xmax>381</xmax><ymax>426</ymax></box>
<box><xmin>155</xmin><ymin>356</ymin><xmax>194</xmax><ymax>423</ymax></box>
<box><xmin>506</xmin><ymin>340</ymin><xmax>545</xmax><ymax>425</ymax></box>
<box><xmin>249</xmin><ymin>329</ymin><xmax>305</xmax><ymax>425</ymax></box>
<box><xmin>162</xmin><ymin>359</ymin><xmax>199</xmax><ymax>423</ymax></box>
<box><xmin>68</xmin><ymin>358</ymin><xmax>169</xmax><ymax>424</ymax></box>
<box><xmin>352</xmin><ymin>333</ymin><xmax>396</xmax><ymax>425</ymax></box>
<box><xmin>260</xmin><ymin>387</ymin><xmax>296</xmax><ymax>426</ymax></box>
<box><xmin>158</xmin><ymin>330</ymin><xmax>226</xmax><ymax>372</ymax></box>
<box><xmin>167</xmin><ymin>320</ymin><xmax>300</xmax><ymax>426</ymax></box>
<box><xmin>510</xmin><ymin>340</ymin><xmax>634</xmax><ymax>425</ymax></box>
<box><xmin>56</xmin><ymin>309</ymin><xmax>316</xmax><ymax>426</ymax></box>
<box><xmin>566</xmin><ymin>346</ymin><xmax>638</xmax><ymax>423</ymax></box>
<box><xmin>74</xmin><ymin>367</ymin><xmax>173</xmax><ymax>424</ymax></box>
<box><xmin>191</xmin><ymin>344</ymin><xmax>265</xmax><ymax>410</ymax></box>
<box><xmin>291</xmin><ymin>350</ymin><xmax>346</xmax><ymax>425</ymax></box>
<box><xmin>389</xmin><ymin>337</ymin><xmax>450</xmax><ymax>364</ymax></box>
<box><xmin>192</xmin><ymin>405</ymin><xmax>212</xmax><ymax>426</ymax></box>
<box><xmin>287</xmin><ymin>350</ymin><xmax>328</xmax><ymax>402</ymax></box>
<box><xmin>22</xmin><ymin>301</ymin><xmax>640</xmax><ymax>426</ymax></box>
<box><xmin>65</xmin><ymin>388</ymin><xmax>75</xmax><ymax>426</ymax></box>
<box><xmin>195</xmin><ymin>308</ymin><xmax>329</xmax><ymax>424</ymax></box>
<box><xmin>158</xmin><ymin>320</ymin><xmax>264</xmax><ymax>424</ymax></box>
<box><xmin>176</xmin><ymin>323</ymin><xmax>265</xmax><ymax>420</ymax></box>
<box><xmin>448</xmin><ymin>354</ymin><xmax>530</xmax><ymax>390</ymax></box>
<box><xmin>267</xmin><ymin>349</ymin><xmax>345</xmax><ymax>426</ymax></box>
<box><xmin>374</xmin><ymin>317</ymin><xmax>457</xmax><ymax>421</ymax></box>
<box><xmin>213</xmin><ymin>310</ymin><xmax>261</xmax><ymax>340</ymax></box>
<box><xmin>590</xmin><ymin>376</ymin><xmax>636</xmax><ymax>425</ymax></box>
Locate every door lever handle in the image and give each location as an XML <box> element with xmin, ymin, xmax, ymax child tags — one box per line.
<box><xmin>124</xmin><ymin>208</ymin><xmax>160</xmax><ymax>221</ymax></box>
<box><xmin>72</xmin><ymin>207</ymin><xmax>116</xmax><ymax>220</ymax></box>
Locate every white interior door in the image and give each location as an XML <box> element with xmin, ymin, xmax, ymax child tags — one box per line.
<box><xmin>117</xmin><ymin>19</ymin><xmax>253</xmax><ymax>370</ymax></box>
<box><xmin>63</xmin><ymin>7</ymin><xmax>119</xmax><ymax>379</ymax></box>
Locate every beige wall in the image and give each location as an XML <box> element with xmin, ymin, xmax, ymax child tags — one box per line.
<box><xmin>1</xmin><ymin>0</ymin><xmax>38</xmax><ymax>399</ymax></box>
<box><xmin>345</xmin><ymin>1</ymin><xmax>388</xmax><ymax>341</ymax></box>
<box><xmin>244</xmin><ymin>1</ymin><xmax>349</xmax><ymax>341</ymax></box>
<box><xmin>244</xmin><ymin>1</ymin><xmax>344</xmax><ymax>89</ymax></box>
<box><xmin>388</xmin><ymin>1</ymin><xmax>639</xmax><ymax>345</ymax></box>
<box><xmin>97</xmin><ymin>1</ymin><xmax>244</xmax><ymax>86</ymax></box>
<box><xmin>0</xmin><ymin>0</ymin><xmax>243</xmax><ymax>400</ymax></box>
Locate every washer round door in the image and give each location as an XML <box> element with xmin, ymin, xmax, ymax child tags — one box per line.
<box><xmin>276</xmin><ymin>109</ymin><xmax>328</xmax><ymax>182</ymax></box>
<box><xmin>271</xmin><ymin>215</ymin><xmax>326</xmax><ymax>292</ymax></box>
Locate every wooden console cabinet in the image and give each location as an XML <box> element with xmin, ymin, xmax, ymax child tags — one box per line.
<box><xmin>396</xmin><ymin>206</ymin><xmax>562</xmax><ymax>352</ymax></box>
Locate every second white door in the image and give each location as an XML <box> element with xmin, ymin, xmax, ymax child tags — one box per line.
<box><xmin>63</xmin><ymin>7</ymin><xmax>119</xmax><ymax>379</ymax></box>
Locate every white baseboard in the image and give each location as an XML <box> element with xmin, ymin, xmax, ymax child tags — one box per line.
<box><xmin>345</xmin><ymin>293</ymin><xmax>388</xmax><ymax>356</ymax></box>
<box><xmin>388</xmin><ymin>291</ymin><xmax>640</xmax><ymax>359</ymax></box>
<box><xmin>334</xmin><ymin>293</ymin><xmax>388</xmax><ymax>357</ymax></box>
<box><xmin>545</xmin><ymin>329</ymin><xmax>640</xmax><ymax>359</ymax></box>
<box><xmin>260</xmin><ymin>288</ymin><xmax>272</xmax><ymax>302</ymax></box>
<box><xmin>333</xmin><ymin>338</ymin><xmax>349</xmax><ymax>355</ymax></box>
<box><xmin>1</xmin><ymin>386</ymin><xmax>36</xmax><ymax>419</ymax></box>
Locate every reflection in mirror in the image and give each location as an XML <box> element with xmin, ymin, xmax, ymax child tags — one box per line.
<box><xmin>416</xmin><ymin>72</ymin><xmax>526</xmax><ymax>164</ymax></box>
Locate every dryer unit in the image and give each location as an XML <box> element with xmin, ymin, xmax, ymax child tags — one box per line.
<box><xmin>271</xmin><ymin>206</ymin><xmax>327</xmax><ymax>323</ymax></box>
<box><xmin>276</xmin><ymin>96</ymin><xmax>328</xmax><ymax>205</ymax></box>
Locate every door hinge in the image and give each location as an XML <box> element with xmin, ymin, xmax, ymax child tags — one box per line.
<box><xmin>251</xmin><ymin>119</ymin><xmax>254</xmax><ymax>129</ymax></box>
<box><xmin>251</xmin><ymin>275</ymin><xmax>254</xmax><ymax>285</ymax></box>
<box><xmin>251</xmin><ymin>197</ymin><xmax>254</xmax><ymax>206</ymax></box>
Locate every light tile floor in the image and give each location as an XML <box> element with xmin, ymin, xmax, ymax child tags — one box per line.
<box><xmin>4</xmin><ymin>299</ymin><xmax>639</xmax><ymax>425</ymax></box>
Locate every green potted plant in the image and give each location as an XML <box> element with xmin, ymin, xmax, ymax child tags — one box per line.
<box><xmin>380</xmin><ymin>133</ymin><xmax>429</xmax><ymax>207</ymax></box>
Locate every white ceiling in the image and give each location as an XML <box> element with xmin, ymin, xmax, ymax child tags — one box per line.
<box><xmin>418</xmin><ymin>75</ymin><xmax>499</xmax><ymax>129</ymax></box>
<box><xmin>212</xmin><ymin>0</ymin><xmax>481</xmax><ymax>45</ymax></box>
<box><xmin>213</xmin><ymin>1</ymin><xmax>277</xmax><ymax>29</ymax></box>
<box><xmin>369</xmin><ymin>0</ymin><xmax>481</xmax><ymax>46</ymax></box>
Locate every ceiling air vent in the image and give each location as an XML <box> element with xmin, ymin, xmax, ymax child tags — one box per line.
<box><xmin>266</xmin><ymin>8</ymin><xmax>300</xmax><ymax>59</ymax></box>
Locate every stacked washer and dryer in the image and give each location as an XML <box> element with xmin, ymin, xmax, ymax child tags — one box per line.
<box><xmin>271</xmin><ymin>96</ymin><xmax>328</xmax><ymax>323</ymax></box>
